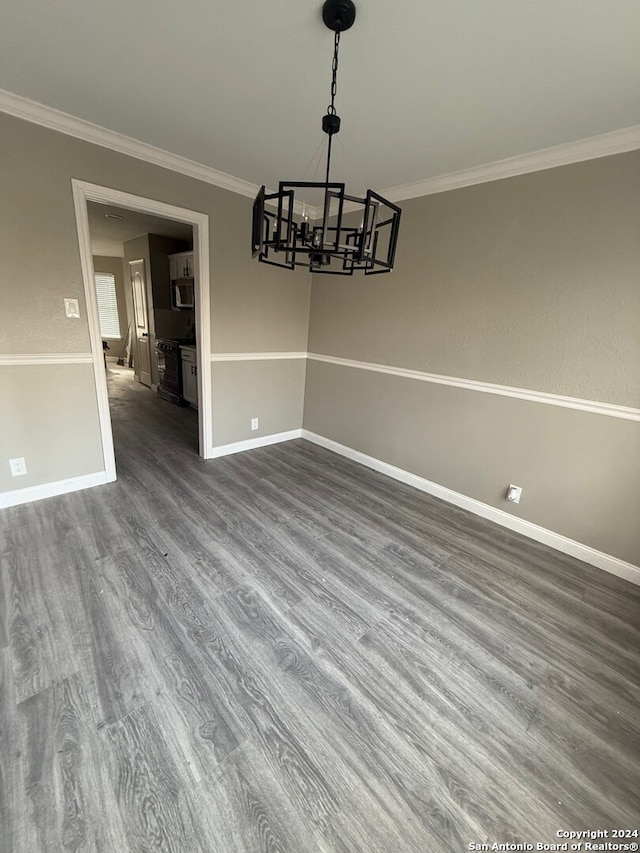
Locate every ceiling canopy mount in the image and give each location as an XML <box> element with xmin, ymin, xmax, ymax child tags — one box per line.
<box><xmin>322</xmin><ymin>0</ymin><xmax>356</xmax><ymax>32</ymax></box>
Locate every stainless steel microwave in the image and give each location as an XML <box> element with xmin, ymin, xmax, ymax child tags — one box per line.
<box><xmin>173</xmin><ymin>278</ymin><xmax>194</xmax><ymax>309</ymax></box>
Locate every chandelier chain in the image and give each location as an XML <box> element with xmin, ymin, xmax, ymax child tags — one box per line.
<box><xmin>328</xmin><ymin>30</ymin><xmax>340</xmax><ymax>115</ymax></box>
<box><xmin>252</xmin><ymin>1</ymin><xmax>402</xmax><ymax>275</ymax></box>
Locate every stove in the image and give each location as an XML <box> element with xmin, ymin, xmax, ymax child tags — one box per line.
<box><xmin>156</xmin><ymin>338</ymin><xmax>194</xmax><ymax>405</ymax></box>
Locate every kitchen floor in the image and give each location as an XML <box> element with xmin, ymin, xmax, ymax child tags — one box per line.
<box><xmin>1</xmin><ymin>371</ymin><xmax>639</xmax><ymax>851</ymax></box>
<box><xmin>106</xmin><ymin>362</ymin><xmax>199</xmax><ymax>454</ymax></box>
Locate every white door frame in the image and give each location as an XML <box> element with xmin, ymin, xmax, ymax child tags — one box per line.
<box><xmin>71</xmin><ymin>179</ymin><xmax>213</xmax><ymax>478</ymax></box>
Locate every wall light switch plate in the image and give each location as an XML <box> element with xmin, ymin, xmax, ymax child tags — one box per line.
<box><xmin>64</xmin><ymin>298</ymin><xmax>80</xmax><ymax>318</ymax></box>
<box><xmin>9</xmin><ymin>457</ymin><xmax>28</xmax><ymax>476</ymax></box>
<box><xmin>251</xmin><ymin>418</ymin><xmax>259</xmax><ymax>431</ymax></box>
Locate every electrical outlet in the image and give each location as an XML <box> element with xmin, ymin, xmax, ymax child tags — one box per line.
<box><xmin>9</xmin><ymin>457</ymin><xmax>28</xmax><ymax>477</ymax></box>
<box><xmin>251</xmin><ymin>417</ymin><xmax>259</xmax><ymax>431</ymax></box>
<box><xmin>506</xmin><ymin>484</ymin><xmax>522</xmax><ymax>504</ymax></box>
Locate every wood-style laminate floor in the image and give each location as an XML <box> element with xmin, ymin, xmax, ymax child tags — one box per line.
<box><xmin>1</xmin><ymin>367</ymin><xmax>639</xmax><ymax>852</ymax></box>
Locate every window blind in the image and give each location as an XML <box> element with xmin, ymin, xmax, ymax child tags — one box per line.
<box><xmin>94</xmin><ymin>273</ymin><xmax>121</xmax><ymax>339</ymax></box>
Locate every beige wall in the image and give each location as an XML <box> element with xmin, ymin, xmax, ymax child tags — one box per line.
<box><xmin>0</xmin><ymin>113</ymin><xmax>311</xmax><ymax>357</ymax></box>
<box><xmin>212</xmin><ymin>359</ymin><xmax>306</xmax><ymax>447</ymax></box>
<box><xmin>308</xmin><ymin>152</ymin><xmax>640</xmax><ymax>407</ymax></box>
<box><xmin>2</xmin><ymin>108</ymin><xmax>638</xmax><ymax>569</ymax></box>
<box><xmin>304</xmin><ymin>360</ymin><xmax>640</xmax><ymax>565</ymax></box>
<box><xmin>0</xmin><ymin>364</ymin><xmax>104</xmax><ymax>492</ymax></box>
<box><xmin>0</xmin><ymin>111</ymin><xmax>310</xmax><ymax>495</ymax></box>
<box><xmin>305</xmin><ymin>151</ymin><xmax>640</xmax><ymax>566</ymax></box>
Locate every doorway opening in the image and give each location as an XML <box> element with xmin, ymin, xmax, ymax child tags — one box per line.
<box><xmin>72</xmin><ymin>181</ymin><xmax>212</xmax><ymax>483</ymax></box>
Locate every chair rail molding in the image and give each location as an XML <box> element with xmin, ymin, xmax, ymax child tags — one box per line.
<box><xmin>211</xmin><ymin>352</ymin><xmax>307</xmax><ymax>361</ymax></box>
<box><xmin>307</xmin><ymin>353</ymin><xmax>640</xmax><ymax>422</ymax></box>
<box><xmin>0</xmin><ymin>353</ymin><xmax>93</xmax><ymax>365</ymax></box>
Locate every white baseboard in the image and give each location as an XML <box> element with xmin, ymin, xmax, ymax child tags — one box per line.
<box><xmin>0</xmin><ymin>470</ymin><xmax>110</xmax><ymax>509</ymax></box>
<box><xmin>210</xmin><ymin>429</ymin><xmax>303</xmax><ymax>459</ymax></box>
<box><xmin>301</xmin><ymin>430</ymin><xmax>640</xmax><ymax>586</ymax></box>
<box><xmin>3</xmin><ymin>431</ymin><xmax>637</xmax><ymax>586</ymax></box>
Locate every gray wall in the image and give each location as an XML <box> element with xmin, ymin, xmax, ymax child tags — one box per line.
<box><xmin>0</xmin><ymin>111</ymin><xmax>310</xmax><ymax>495</ymax></box>
<box><xmin>304</xmin><ymin>151</ymin><xmax>640</xmax><ymax>565</ymax></box>
<box><xmin>92</xmin><ymin>255</ymin><xmax>128</xmax><ymax>358</ymax></box>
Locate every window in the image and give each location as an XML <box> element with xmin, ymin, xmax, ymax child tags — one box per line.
<box><xmin>94</xmin><ymin>272</ymin><xmax>121</xmax><ymax>338</ymax></box>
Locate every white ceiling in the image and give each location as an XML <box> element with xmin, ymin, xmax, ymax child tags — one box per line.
<box><xmin>88</xmin><ymin>202</ymin><xmax>192</xmax><ymax>256</ymax></box>
<box><xmin>1</xmin><ymin>0</ymin><xmax>640</xmax><ymax>195</ymax></box>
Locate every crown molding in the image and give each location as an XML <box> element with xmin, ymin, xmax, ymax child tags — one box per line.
<box><xmin>379</xmin><ymin>124</ymin><xmax>640</xmax><ymax>204</ymax></box>
<box><xmin>2</xmin><ymin>88</ymin><xmax>639</xmax><ymax>211</ymax></box>
<box><xmin>307</xmin><ymin>123</ymin><xmax>640</xmax><ymax>218</ymax></box>
<box><xmin>0</xmin><ymin>87</ymin><xmax>259</xmax><ymax>200</ymax></box>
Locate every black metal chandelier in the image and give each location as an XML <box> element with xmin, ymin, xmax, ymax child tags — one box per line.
<box><xmin>251</xmin><ymin>0</ymin><xmax>401</xmax><ymax>276</ymax></box>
